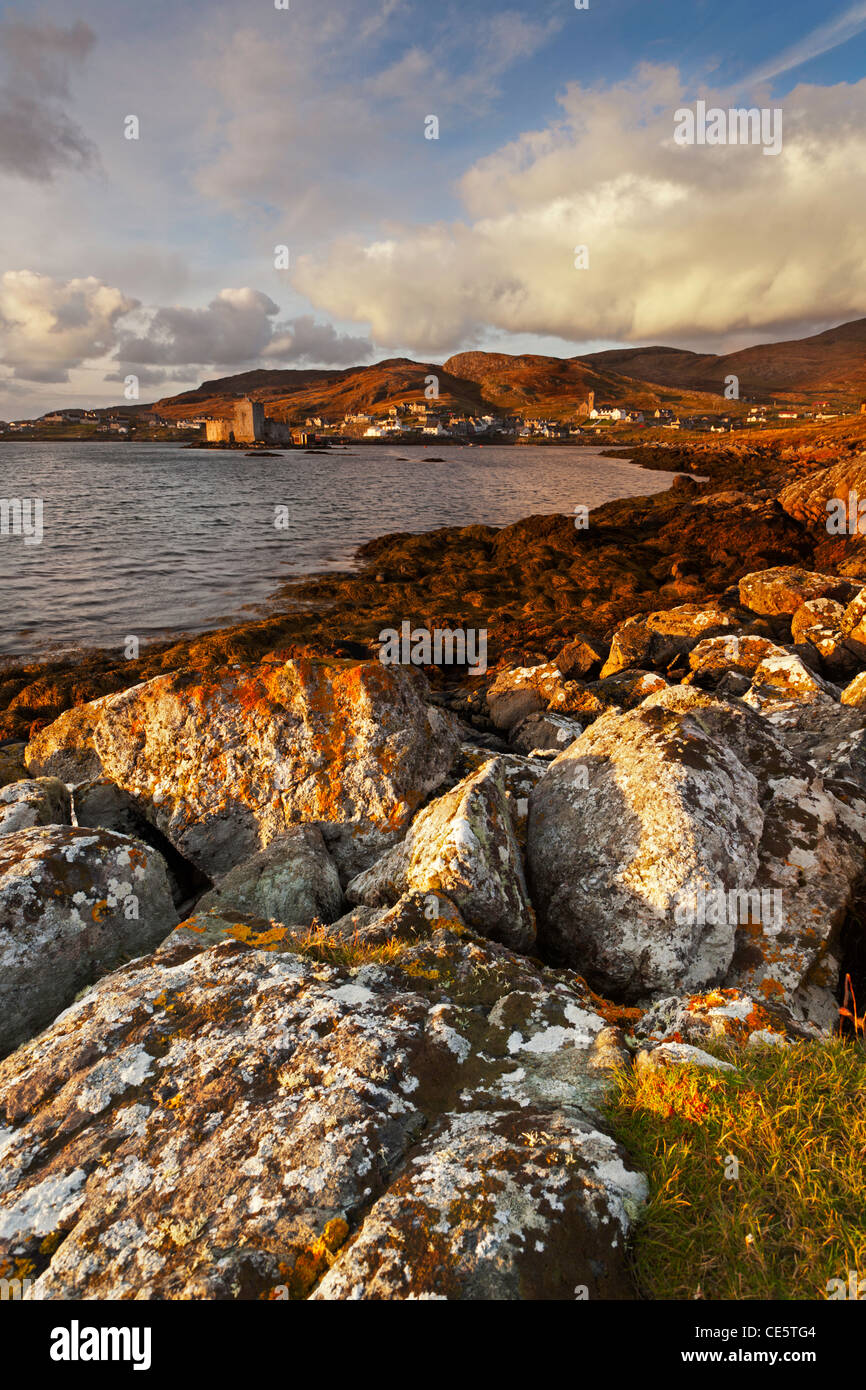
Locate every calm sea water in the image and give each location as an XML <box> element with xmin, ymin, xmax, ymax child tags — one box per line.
<box><xmin>0</xmin><ymin>441</ymin><xmax>680</xmax><ymax>664</ymax></box>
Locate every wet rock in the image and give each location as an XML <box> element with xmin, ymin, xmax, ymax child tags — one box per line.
<box><xmin>0</xmin><ymin>917</ymin><xmax>644</xmax><ymax>1300</ymax></box>
<box><xmin>510</xmin><ymin>711</ymin><xmax>583</xmax><ymax>755</ymax></box>
<box><xmin>527</xmin><ymin>685</ymin><xmax>866</xmax><ymax>1017</ymax></box>
<box><xmin>26</xmin><ymin>658</ymin><xmax>460</xmax><ymax>881</ymax></box>
<box><xmin>347</xmin><ymin>759</ymin><xmax>535</xmax><ymax>953</ymax></box>
<box><xmin>739</xmin><ymin>567</ymin><xmax>856</xmax><ymax>617</ymax></box>
<box><xmin>195</xmin><ymin>826</ymin><xmax>343</xmax><ymax>928</ymax></box>
<box><xmin>600</xmin><ymin>605</ymin><xmax>739</xmax><ymax>678</ymax></box>
<box><xmin>0</xmin><ymin>826</ymin><xmax>177</xmax><ymax>1056</ymax></box>
<box><xmin>0</xmin><ymin>778</ymin><xmax>71</xmax><ymax>836</ymax></box>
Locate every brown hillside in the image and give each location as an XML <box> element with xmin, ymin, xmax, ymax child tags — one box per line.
<box><xmin>584</xmin><ymin>318</ymin><xmax>866</xmax><ymax>403</ymax></box>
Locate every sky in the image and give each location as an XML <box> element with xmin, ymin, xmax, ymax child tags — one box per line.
<box><xmin>1</xmin><ymin>0</ymin><xmax>866</xmax><ymax>416</ymax></box>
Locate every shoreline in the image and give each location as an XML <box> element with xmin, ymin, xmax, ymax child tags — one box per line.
<box><xmin>0</xmin><ymin>432</ymin><xmax>861</xmax><ymax>743</ymax></box>
<box><xmin>0</xmin><ymin>441</ymin><xmax>674</xmax><ymax>676</ymax></box>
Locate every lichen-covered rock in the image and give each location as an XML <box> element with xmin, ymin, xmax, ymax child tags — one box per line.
<box><xmin>739</xmin><ymin>567</ymin><xmax>856</xmax><ymax>617</ymax></box>
<box><xmin>527</xmin><ymin>685</ymin><xmax>866</xmax><ymax>1017</ymax></box>
<box><xmin>0</xmin><ymin>778</ymin><xmax>71</xmax><ymax>836</ymax></box>
<box><xmin>347</xmin><ymin>760</ymin><xmax>535</xmax><ymax>953</ymax></box>
<box><xmin>841</xmin><ymin>671</ymin><xmax>866</xmax><ymax>708</ymax></box>
<box><xmin>26</xmin><ymin>658</ymin><xmax>460</xmax><ymax>880</ymax></box>
<box><xmin>742</xmin><ymin>649</ymin><xmax>839</xmax><ymax>714</ymax></box>
<box><xmin>0</xmin><ymin>826</ymin><xmax>177</xmax><ymax>1055</ymax></box>
<box><xmin>485</xmin><ymin>663</ymin><xmax>563</xmax><ymax>732</ymax></box>
<box><xmin>688</xmin><ymin>634</ymin><xmax>777</xmax><ymax>681</ymax></box>
<box><xmin>0</xmin><ymin>917</ymin><xmax>644</xmax><ymax>1300</ymax></box>
<box><xmin>635</xmin><ymin>1042</ymin><xmax>736</xmax><ymax>1073</ymax></box>
<box><xmin>195</xmin><ymin>825</ymin><xmax>343</xmax><ymax>927</ymax></box>
<box><xmin>312</xmin><ymin>1108</ymin><xmax>646</xmax><ymax>1300</ymax></box>
<box><xmin>790</xmin><ymin>598</ymin><xmax>854</xmax><ymax>675</ymax></box>
<box><xmin>601</xmin><ymin>605</ymin><xmax>738</xmax><ymax>678</ymax></box>
<box><xmin>635</xmin><ymin>988</ymin><xmax>818</xmax><ymax>1047</ymax></box>
<box><xmin>510</xmin><ymin>711</ymin><xmax>583</xmax><ymax>754</ymax></box>
<box><xmin>550</xmin><ymin>669</ymin><xmax>668</xmax><ymax>721</ymax></box>
<box><xmin>841</xmin><ymin>587</ymin><xmax>866</xmax><ymax>661</ymax></box>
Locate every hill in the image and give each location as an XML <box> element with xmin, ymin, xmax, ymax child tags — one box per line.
<box><xmin>583</xmin><ymin>318</ymin><xmax>866</xmax><ymax>405</ymax></box>
<box><xmin>150</xmin><ymin>353</ymin><xmax>726</xmax><ymax>426</ymax></box>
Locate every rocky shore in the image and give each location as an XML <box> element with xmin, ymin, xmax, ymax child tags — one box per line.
<box><xmin>1</xmin><ymin>433</ymin><xmax>865</xmax><ymax>1299</ymax></box>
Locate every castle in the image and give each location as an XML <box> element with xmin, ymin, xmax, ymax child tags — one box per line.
<box><xmin>205</xmin><ymin>397</ymin><xmax>291</xmax><ymax>445</ymax></box>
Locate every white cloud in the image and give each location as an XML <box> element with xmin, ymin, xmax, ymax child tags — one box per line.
<box><xmin>291</xmin><ymin>65</ymin><xmax>866</xmax><ymax>352</ymax></box>
<box><xmin>741</xmin><ymin>2</ymin><xmax>866</xmax><ymax>87</ymax></box>
<box><xmin>0</xmin><ymin>271</ymin><xmax>137</xmax><ymax>382</ymax></box>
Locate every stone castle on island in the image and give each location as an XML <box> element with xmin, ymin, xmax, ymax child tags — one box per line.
<box><xmin>205</xmin><ymin>397</ymin><xmax>293</xmax><ymax>446</ymax></box>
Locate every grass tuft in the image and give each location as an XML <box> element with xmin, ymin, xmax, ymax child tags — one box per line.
<box><xmin>604</xmin><ymin>1038</ymin><xmax>866</xmax><ymax>1300</ymax></box>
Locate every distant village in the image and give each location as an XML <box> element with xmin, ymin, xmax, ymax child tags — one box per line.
<box><xmin>1</xmin><ymin>388</ymin><xmax>863</xmax><ymax>445</ymax></box>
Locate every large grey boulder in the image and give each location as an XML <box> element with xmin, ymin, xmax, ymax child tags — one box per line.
<box><xmin>195</xmin><ymin>825</ymin><xmax>343</xmax><ymax>927</ymax></box>
<box><xmin>527</xmin><ymin>685</ymin><xmax>866</xmax><ymax>1019</ymax></box>
<box><xmin>0</xmin><ymin>917</ymin><xmax>644</xmax><ymax>1300</ymax></box>
<box><xmin>0</xmin><ymin>825</ymin><xmax>177</xmax><ymax>1055</ymax></box>
<box><xmin>347</xmin><ymin>758</ymin><xmax>535</xmax><ymax>953</ymax></box>
<box><xmin>26</xmin><ymin>658</ymin><xmax>461</xmax><ymax>881</ymax></box>
<box><xmin>0</xmin><ymin>778</ymin><xmax>71</xmax><ymax>837</ymax></box>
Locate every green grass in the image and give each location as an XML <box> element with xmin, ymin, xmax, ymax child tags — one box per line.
<box><xmin>604</xmin><ymin>1039</ymin><xmax>866</xmax><ymax>1300</ymax></box>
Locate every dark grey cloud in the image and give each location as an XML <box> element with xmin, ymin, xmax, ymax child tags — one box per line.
<box><xmin>116</xmin><ymin>290</ymin><xmax>374</xmax><ymax>370</ymax></box>
<box><xmin>0</xmin><ymin>20</ymin><xmax>98</xmax><ymax>181</ymax></box>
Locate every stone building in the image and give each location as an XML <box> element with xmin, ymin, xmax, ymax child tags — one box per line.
<box><xmin>204</xmin><ymin>397</ymin><xmax>266</xmax><ymax>444</ymax></box>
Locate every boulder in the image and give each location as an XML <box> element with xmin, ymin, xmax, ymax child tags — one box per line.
<box><xmin>485</xmin><ymin>663</ymin><xmax>563</xmax><ymax>732</ymax></box>
<box><xmin>554</xmin><ymin>636</ymin><xmax>608</xmax><ymax>680</ymax></box>
<box><xmin>0</xmin><ymin>744</ymin><xmax>27</xmax><ymax>788</ymax></box>
<box><xmin>790</xmin><ymin>598</ymin><xmax>855</xmax><ymax>676</ymax></box>
<box><xmin>600</xmin><ymin>605</ymin><xmax>739</xmax><ymax>678</ymax></box>
<box><xmin>527</xmin><ymin>685</ymin><xmax>866</xmax><ymax>1018</ymax></box>
<box><xmin>688</xmin><ymin>633</ymin><xmax>777</xmax><ymax>681</ymax></box>
<box><xmin>841</xmin><ymin>671</ymin><xmax>866</xmax><ymax>708</ymax></box>
<box><xmin>635</xmin><ymin>1042</ymin><xmax>736</xmax><ymax>1073</ymax></box>
<box><xmin>0</xmin><ymin>917</ymin><xmax>645</xmax><ymax>1300</ymax></box>
<box><xmin>739</xmin><ymin>567</ymin><xmax>856</xmax><ymax>617</ymax></box>
<box><xmin>510</xmin><ymin>711</ymin><xmax>583</xmax><ymax>754</ymax></box>
<box><xmin>841</xmin><ymin>588</ymin><xmax>866</xmax><ymax>661</ymax></box>
<box><xmin>742</xmin><ymin>649</ymin><xmax>839</xmax><ymax>715</ymax></box>
<box><xmin>26</xmin><ymin>658</ymin><xmax>460</xmax><ymax>881</ymax></box>
<box><xmin>778</xmin><ymin>453</ymin><xmax>866</xmax><ymax>528</ymax></box>
<box><xmin>195</xmin><ymin>826</ymin><xmax>343</xmax><ymax>928</ymax></box>
<box><xmin>313</xmin><ymin>1109</ymin><xmax>645</xmax><ymax>1301</ymax></box>
<box><xmin>635</xmin><ymin>988</ymin><xmax>817</xmax><ymax>1047</ymax></box>
<box><xmin>0</xmin><ymin>778</ymin><xmax>71</xmax><ymax>837</ymax></box>
<box><xmin>347</xmin><ymin>759</ymin><xmax>535</xmax><ymax>953</ymax></box>
<box><xmin>0</xmin><ymin>825</ymin><xmax>177</xmax><ymax>1056</ymax></box>
<box><xmin>551</xmin><ymin>669</ymin><xmax>668</xmax><ymax>719</ymax></box>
